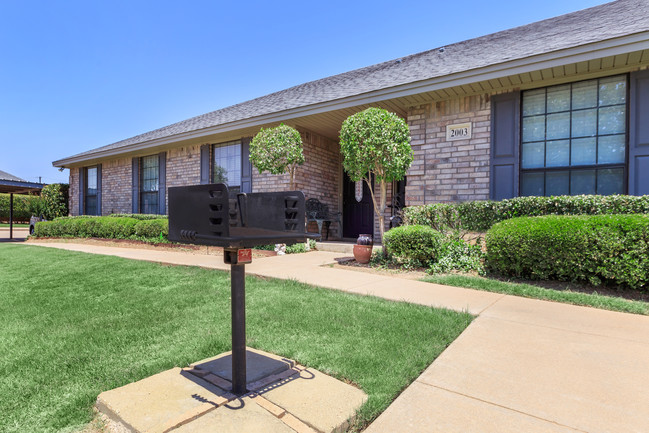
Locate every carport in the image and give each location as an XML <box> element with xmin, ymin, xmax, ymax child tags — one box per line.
<box><xmin>0</xmin><ymin>170</ymin><xmax>44</xmax><ymax>240</ymax></box>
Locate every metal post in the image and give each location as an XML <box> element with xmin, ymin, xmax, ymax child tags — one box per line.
<box><xmin>9</xmin><ymin>193</ymin><xmax>13</xmax><ymax>240</ymax></box>
<box><xmin>230</xmin><ymin>262</ymin><xmax>247</xmax><ymax>395</ymax></box>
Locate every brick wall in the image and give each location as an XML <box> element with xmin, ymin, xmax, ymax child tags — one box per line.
<box><xmin>253</xmin><ymin>128</ymin><xmax>342</xmax><ymax>238</ymax></box>
<box><xmin>102</xmin><ymin>157</ymin><xmax>132</xmax><ymax>215</ymax></box>
<box><xmin>166</xmin><ymin>145</ymin><xmax>201</xmax><ymax>210</ymax></box>
<box><xmin>69</xmin><ymin>168</ymin><xmax>79</xmax><ymax>216</ymax></box>
<box><xmin>406</xmin><ymin>94</ymin><xmax>491</xmax><ymax>205</ymax></box>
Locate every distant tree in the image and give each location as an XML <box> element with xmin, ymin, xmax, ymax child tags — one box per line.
<box><xmin>339</xmin><ymin>107</ymin><xmax>412</xmax><ymax>254</ymax></box>
<box><xmin>250</xmin><ymin>124</ymin><xmax>305</xmax><ymax>190</ymax></box>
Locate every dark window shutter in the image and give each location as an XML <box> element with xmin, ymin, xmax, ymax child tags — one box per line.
<box><xmin>241</xmin><ymin>137</ymin><xmax>252</xmax><ymax>193</ymax></box>
<box><xmin>132</xmin><ymin>158</ymin><xmax>140</xmax><ymax>213</ymax></box>
<box><xmin>158</xmin><ymin>152</ymin><xmax>166</xmax><ymax>214</ymax></box>
<box><xmin>97</xmin><ymin>164</ymin><xmax>102</xmax><ymax>215</ymax></box>
<box><xmin>200</xmin><ymin>144</ymin><xmax>211</xmax><ymax>184</ymax></box>
<box><xmin>79</xmin><ymin>168</ymin><xmax>85</xmax><ymax>215</ymax></box>
<box><xmin>629</xmin><ymin>70</ymin><xmax>649</xmax><ymax>196</ymax></box>
<box><xmin>490</xmin><ymin>92</ymin><xmax>520</xmax><ymax>200</ymax></box>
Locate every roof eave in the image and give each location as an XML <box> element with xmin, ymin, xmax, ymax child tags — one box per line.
<box><xmin>53</xmin><ymin>30</ymin><xmax>649</xmax><ymax>168</ymax></box>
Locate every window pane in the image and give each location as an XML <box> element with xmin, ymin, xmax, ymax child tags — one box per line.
<box><xmin>597</xmin><ymin>168</ymin><xmax>624</xmax><ymax>195</ymax></box>
<box><xmin>599</xmin><ymin>77</ymin><xmax>626</xmax><ymax>106</ymax></box>
<box><xmin>522</xmin><ymin>116</ymin><xmax>545</xmax><ymax>142</ymax></box>
<box><xmin>546</xmin><ymin>140</ymin><xmax>570</xmax><ymax>167</ymax></box>
<box><xmin>521</xmin><ymin>172</ymin><xmax>544</xmax><ymax>197</ymax></box>
<box><xmin>572</xmin><ymin>80</ymin><xmax>598</xmax><ymax>109</ymax></box>
<box><xmin>522</xmin><ymin>142</ymin><xmax>544</xmax><ymax>168</ymax></box>
<box><xmin>523</xmin><ymin>89</ymin><xmax>545</xmax><ymax>116</ymax></box>
<box><xmin>597</xmin><ymin>135</ymin><xmax>625</xmax><ymax>164</ymax></box>
<box><xmin>571</xmin><ymin>109</ymin><xmax>597</xmax><ymax>137</ymax></box>
<box><xmin>87</xmin><ymin>167</ymin><xmax>97</xmax><ymax>191</ymax></box>
<box><xmin>213</xmin><ymin>141</ymin><xmax>242</xmax><ymax>187</ymax></box>
<box><xmin>141</xmin><ymin>192</ymin><xmax>159</xmax><ymax>215</ymax></box>
<box><xmin>546</xmin><ymin>85</ymin><xmax>570</xmax><ymax>113</ymax></box>
<box><xmin>546</xmin><ymin>171</ymin><xmax>570</xmax><ymax>196</ymax></box>
<box><xmin>546</xmin><ymin>112</ymin><xmax>570</xmax><ymax>140</ymax></box>
<box><xmin>85</xmin><ymin>196</ymin><xmax>98</xmax><ymax>216</ymax></box>
<box><xmin>571</xmin><ymin>138</ymin><xmax>596</xmax><ymax>166</ymax></box>
<box><xmin>598</xmin><ymin>106</ymin><xmax>626</xmax><ymax>135</ymax></box>
<box><xmin>571</xmin><ymin>170</ymin><xmax>596</xmax><ymax>195</ymax></box>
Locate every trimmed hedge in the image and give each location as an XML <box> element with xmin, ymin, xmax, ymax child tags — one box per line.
<box><xmin>485</xmin><ymin>215</ymin><xmax>649</xmax><ymax>290</ymax></box>
<box><xmin>0</xmin><ymin>194</ymin><xmax>41</xmax><ymax>222</ymax></box>
<box><xmin>34</xmin><ymin>215</ymin><xmax>168</xmax><ymax>241</ymax></box>
<box><xmin>383</xmin><ymin>225</ymin><xmax>445</xmax><ymax>266</ymax></box>
<box><xmin>403</xmin><ymin>195</ymin><xmax>649</xmax><ymax>232</ymax></box>
<box><xmin>109</xmin><ymin>213</ymin><xmax>168</xmax><ymax>220</ymax></box>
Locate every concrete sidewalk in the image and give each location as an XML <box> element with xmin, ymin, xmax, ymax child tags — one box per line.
<box><xmin>26</xmin><ymin>242</ymin><xmax>649</xmax><ymax>432</ymax></box>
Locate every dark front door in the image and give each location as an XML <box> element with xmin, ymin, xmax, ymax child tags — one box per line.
<box><xmin>342</xmin><ymin>172</ymin><xmax>374</xmax><ymax>239</ymax></box>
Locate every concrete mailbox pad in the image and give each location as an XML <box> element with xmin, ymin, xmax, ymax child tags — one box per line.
<box><xmin>96</xmin><ymin>348</ymin><xmax>367</xmax><ymax>433</ymax></box>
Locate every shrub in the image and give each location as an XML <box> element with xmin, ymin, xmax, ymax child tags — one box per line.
<box><xmin>383</xmin><ymin>225</ymin><xmax>444</xmax><ymax>267</ymax></box>
<box><xmin>403</xmin><ymin>195</ymin><xmax>649</xmax><ymax>232</ymax></box>
<box><xmin>109</xmin><ymin>213</ymin><xmax>168</xmax><ymax>220</ymax></box>
<box><xmin>429</xmin><ymin>238</ymin><xmax>485</xmax><ymax>275</ymax></box>
<box><xmin>485</xmin><ymin>215</ymin><xmax>649</xmax><ymax>290</ymax></box>
<box><xmin>33</xmin><ymin>215</ymin><xmax>168</xmax><ymax>242</ymax></box>
<box><xmin>134</xmin><ymin>219</ymin><xmax>168</xmax><ymax>239</ymax></box>
<box><xmin>40</xmin><ymin>184</ymin><xmax>69</xmax><ymax>220</ymax></box>
<box><xmin>0</xmin><ymin>193</ymin><xmax>41</xmax><ymax>222</ymax></box>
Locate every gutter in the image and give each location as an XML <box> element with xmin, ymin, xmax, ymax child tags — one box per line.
<box><xmin>53</xmin><ymin>31</ymin><xmax>649</xmax><ymax>168</ymax></box>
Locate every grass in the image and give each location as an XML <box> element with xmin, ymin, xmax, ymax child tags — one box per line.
<box><xmin>0</xmin><ymin>244</ymin><xmax>472</xmax><ymax>433</ymax></box>
<box><xmin>424</xmin><ymin>274</ymin><xmax>649</xmax><ymax>315</ymax></box>
<box><xmin>0</xmin><ymin>223</ymin><xmax>28</xmax><ymax>227</ymax></box>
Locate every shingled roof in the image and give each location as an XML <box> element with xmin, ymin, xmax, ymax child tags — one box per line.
<box><xmin>0</xmin><ymin>170</ymin><xmax>27</xmax><ymax>183</ymax></box>
<box><xmin>55</xmin><ymin>0</ymin><xmax>649</xmax><ymax>165</ymax></box>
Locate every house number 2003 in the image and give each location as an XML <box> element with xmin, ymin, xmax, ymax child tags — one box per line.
<box><xmin>446</xmin><ymin>122</ymin><xmax>472</xmax><ymax>141</ymax></box>
<box><xmin>450</xmin><ymin>128</ymin><xmax>469</xmax><ymax>137</ymax></box>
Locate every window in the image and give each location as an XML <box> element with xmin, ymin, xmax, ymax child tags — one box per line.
<box><xmin>140</xmin><ymin>155</ymin><xmax>159</xmax><ymax>214</ymax></box>
<box><xmin>520</xmin><ymin>76</ymin><xmax>627</xmax><ymax>196</ymax></box>
<box><xmin>85</xmin><ymin>166</ymin><xmax>99</xmax><ymax>215</ymax></box>
<box><xmin>213</xmin><ymin>140</ymin><xmax>241</xmax><ymax>192</ymax></box>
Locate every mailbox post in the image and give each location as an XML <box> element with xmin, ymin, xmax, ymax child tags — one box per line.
<box><xmin>169</xmin><ymin>184</ymin><xmax>319</xmax><ymax>395</ymax></box>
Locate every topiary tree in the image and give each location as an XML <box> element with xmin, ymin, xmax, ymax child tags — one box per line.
<box><xmin>340</xmin><ymin>107</ymin><xmax>412</xmax><ymax>254</ymax></box>
<box><xmin>250</xmin><ymin>123</ymin><xmax>305</xmax><ymax>190</ymax></box>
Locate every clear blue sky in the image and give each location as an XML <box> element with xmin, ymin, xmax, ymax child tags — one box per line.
<box><xmin>0</xmin><ymin>0</ymin><xmax>609</xmax><ymax>184</ymax></box>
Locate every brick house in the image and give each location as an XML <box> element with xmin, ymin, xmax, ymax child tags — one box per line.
<box><xmin>53</xmin><ymin>0</ymin><xmax>649</xmax><ymax>241</ymax></box>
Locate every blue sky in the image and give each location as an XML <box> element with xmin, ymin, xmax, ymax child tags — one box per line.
<box><xmin>0</xmin><ymin>0</ymin><xmax>609</xmax><ymax>184</ymax></box>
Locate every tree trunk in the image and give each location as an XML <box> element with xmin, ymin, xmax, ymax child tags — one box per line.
<box><xmin>379</xmin><ymin>181</ymin><xmax>387</xmax><ymax>257</ymax></box>
<box><xmin>289</xmin><ymin>166</ymin><xmax>295</xmax><ymax>190</ymax></box>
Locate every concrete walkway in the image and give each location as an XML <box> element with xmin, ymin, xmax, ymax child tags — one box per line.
<box><xmin>26</xmin><ymin>242</ymin><xmax>649</xmax><ymax>432</ymax></box>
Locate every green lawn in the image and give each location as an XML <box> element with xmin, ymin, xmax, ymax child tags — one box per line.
<box><xmin>0</xmin><ymin>223</ymin><xmax>28</xmax><ymax>227</ymax></box>
<box><xmin>424</xmin><ymin>274</ymin><xmax>649</xmax><ymax>315</ymax></box>
<box><xmin>0</xmin><ymin>244</ymin><xmax>472</xmax><ymax>433</ymax></box>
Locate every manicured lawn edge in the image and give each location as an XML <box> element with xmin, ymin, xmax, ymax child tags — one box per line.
<box><xmin>423</xmin><ymin>274</ymin><xmax>649</xmax><ymax>315</ymax></box>
<box><xmin>0</xmin><ymin>244</ymin><xmax>472</xmax><ymax>432</ymax></box>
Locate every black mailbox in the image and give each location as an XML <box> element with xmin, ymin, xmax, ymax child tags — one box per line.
<box><xmin>168</xmin><ymin>183</ymin><xmax>318</xmax><ymax>249</ymax></box>
<box><xmin>168</xmin><ymin>183</ymin><xmax>319</xmax><ymax>395</ymax></box>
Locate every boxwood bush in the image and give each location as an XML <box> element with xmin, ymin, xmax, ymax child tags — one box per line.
<box><xmin>383</xmin><ymin>225</ymin><xmax>445</xmax><ymax>267</ymax></box>
<box><xmin>33</xmin><ymin>215</ymin><xmax>168</xmax><ymax>242</ymax></box>
<box><xmin>485</xmin><ymin>215</ymin><xmax>649</xmax><ymax>290</ymax></box>
<box><xmin>403</xmin><ymin>195</ymin><xmax>649</xmax><ymax>232</ymax></box>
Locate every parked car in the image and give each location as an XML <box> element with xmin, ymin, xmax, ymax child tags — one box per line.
<box><xmin>29</xmin><ymin>215</ymin><xmax>45</xmax><ymax>235</ymax></box>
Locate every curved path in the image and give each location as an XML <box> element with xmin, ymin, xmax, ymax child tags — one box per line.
<box><xmin>27</xmin><ymin>242</ymin><xmax>649</xmax><ymax>433</ymax></box>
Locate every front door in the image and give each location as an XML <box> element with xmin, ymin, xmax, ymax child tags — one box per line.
<box><xmin>342</xmin><ymin>172</ymin><xmax>374</xmax><ymax>239</ymax></box>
